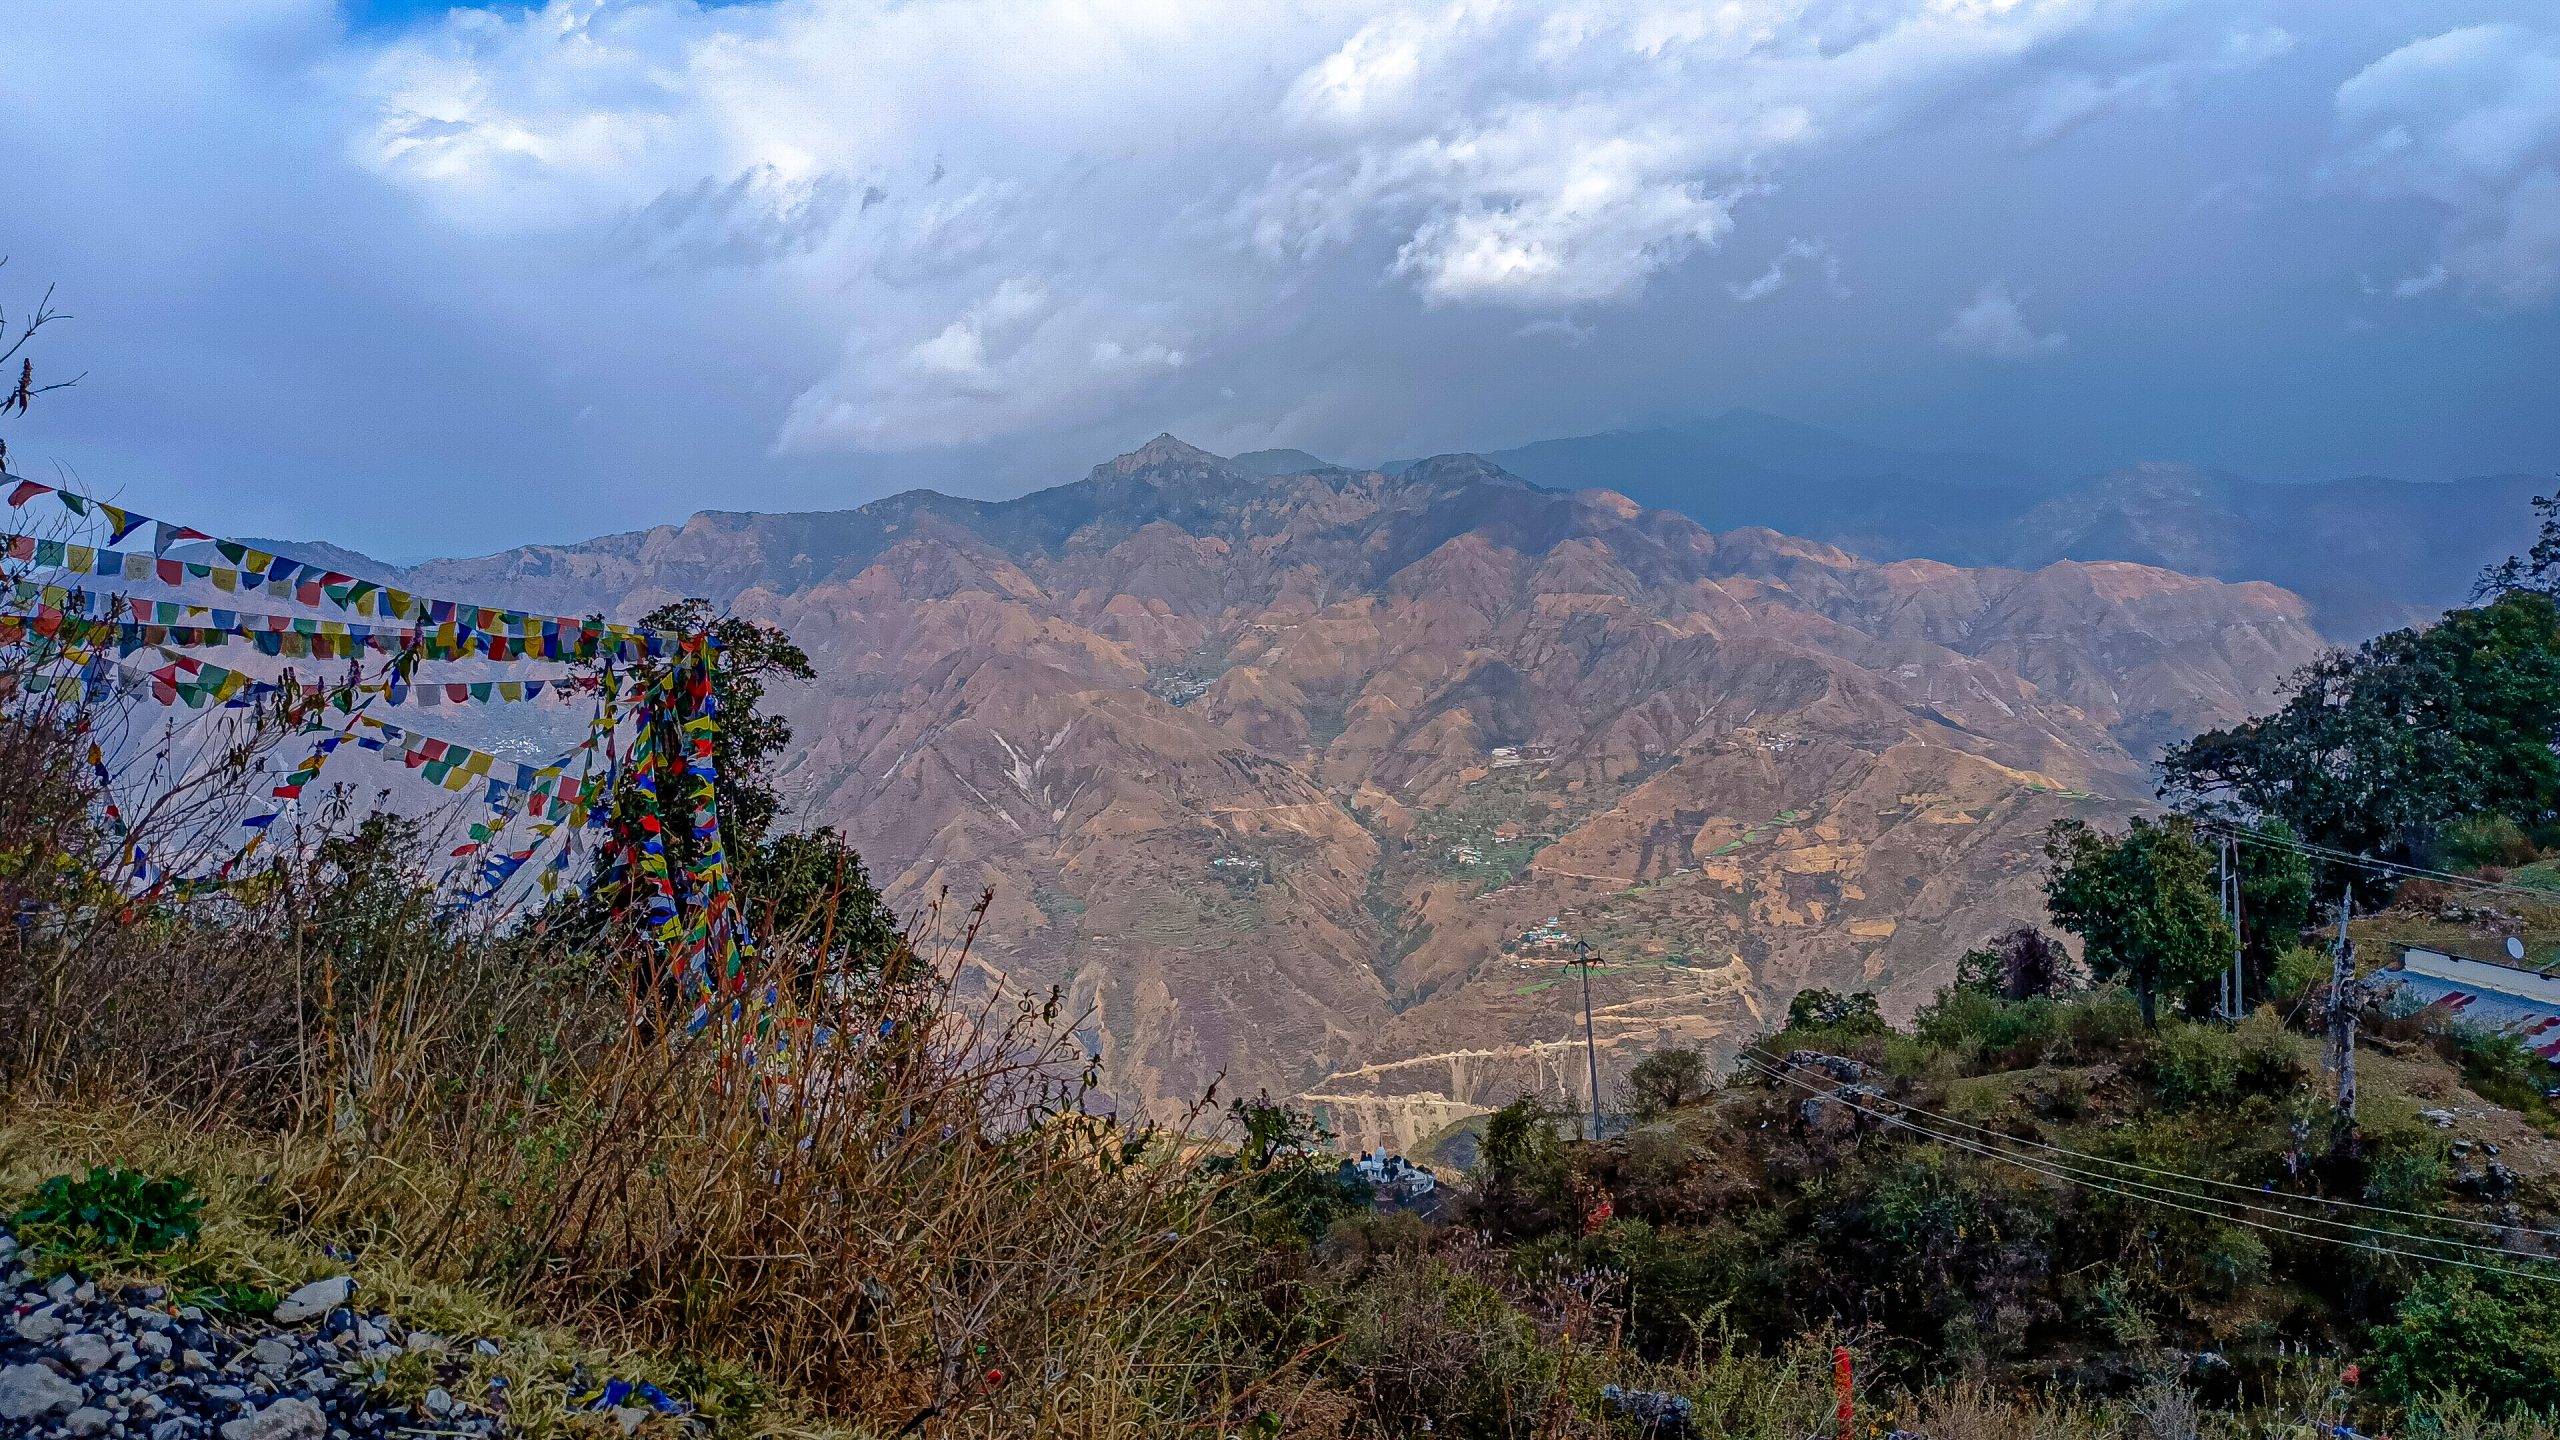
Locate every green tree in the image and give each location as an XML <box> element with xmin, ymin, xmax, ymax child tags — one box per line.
<box><xmin>2234</xmin><ymin>817</ymin><xmax>2311</xmax><ymax>988</ymax></box>
<box><xmin>1204</xmin><ymin>1093</ymin><xmax>1367</xmax><ymax>1243</ymax></box>
<box><xmin>2369</xmin><ymin>1268</ymin><xmax>2560</xmax><ymax>1411</ymax></box>
<box><xmin>1624</xmin><ymin>1046</ymin><xmax>1708</xmax><ymax>1120</ymax></box>
<box><xmin>582</xmin><ymin>600</ymin><xmax>899</xmax><ymax>984</ymax></box>
<box><xmin>1953</xmin><ymin>927</ymin><xmax>2076</xmax><ymax>1001</ymax></box>
<box><xmin>1475</xmin><ymin>1095</ymin><xmax>1572</xmax><ymax>1237</ymax></box>
<box><xmin>2043</xmin><ymin>817</ymin><xmax>2234</xmax><ymax>1025</ymax></box>
<box><xmin>626</xmin><ymin>598</ymin><xmax>809</xmax><ymax>860</ymax></box>
<box><xmin>2159</xmin><ymin>591</ymin><xmax>2560</xmax><ymax>861</ymax></box>
<box><xmin>1785</xmin><ymin>988</ymin><xmax>1886</xmax><ymax>1035</ymax></box>
<box><xmin>2473</xmin><ymin>488</ymin><xmax>2560</xmax><ymax>601</ymax></box>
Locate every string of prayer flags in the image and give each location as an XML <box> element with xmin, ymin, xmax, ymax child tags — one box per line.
<box><xmin>4</xmin><ymin>478</ymin><xmax>666</xmax><ymax>656</ymax></box>
<box><xmin>10</xmin><ymin>478</ymin><xmax>755</xmax><ymax>958</ymax></box>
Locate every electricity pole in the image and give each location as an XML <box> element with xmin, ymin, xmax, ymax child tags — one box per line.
<box><xmin>2326</xmin><ymin>884</ymin><xmax>2359</xmax><ymax>1139</ymax></box>
<box><xmin>1572</xmin><ymin>938</ymin><xmax>1602</xmax><ymax>1140</ymax></box>
<box><xmin>2219</xmin><ymin>833</ymin><xmax>2246</xmax><ymax>1020</ymax></box>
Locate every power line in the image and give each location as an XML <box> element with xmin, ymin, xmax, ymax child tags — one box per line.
<box><xmin>1744</xmin><ymin>1046</ymin><xmax>2560</xmax><ymax>1245</ymax></box>
<box><xmin>2200</xmin><ymin>820</ymin><xmax>2560</xmax><ymax>905</ymax></box>
<box><xmin>1744</xmin><ymin>1048</ymin><xmax>2560</xmax><ymax>1257</ymax></box>
<box><xmin>1736</xmin><ymin>1054</ymin><xmax>2560</xmax><ymax>1285</ymax></box>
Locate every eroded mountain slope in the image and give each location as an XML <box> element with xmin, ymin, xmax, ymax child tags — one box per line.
<box><xmin>407</xmin><ymin>438</ymin><xmax>2325</xmax><ymax>1146</ymax></box>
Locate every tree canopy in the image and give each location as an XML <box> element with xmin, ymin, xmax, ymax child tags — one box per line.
<box><xmin>580</xmin><ymin>599</ymin><xmax>901</xmax><ymax>984</ymax></box>
<box><xmin>2157</xmin><ymin>589</ymin><xmax>2560</xmax><ymax>862</ymax></box>
<box><xmin>2043</xmin><ymin>816</ymin><xmax>2233</xmax><ymax>1024</ymax></box>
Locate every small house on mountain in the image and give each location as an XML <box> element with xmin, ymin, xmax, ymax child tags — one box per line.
<box><xmin>2382</xmin><ymin>945</ymin><xmax>2560</xmax><ymax>1066</ymax></box>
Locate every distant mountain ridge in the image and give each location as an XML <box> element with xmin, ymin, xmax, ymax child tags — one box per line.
<box><xmin>379</xmin><ymin>436</ymin><xmax>2327</xmax><ymax>1148</ymax></box>
<box><xmin>1387</xmin><ymin>411</ymin><xmax>2540</xmax><ymax>640</ymax></box>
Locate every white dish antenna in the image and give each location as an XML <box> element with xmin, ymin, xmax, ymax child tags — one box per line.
<box><xmin>2508</xmin><ymin>936</ymin><xmax>2528</xmax><ymax>962</ymax></box>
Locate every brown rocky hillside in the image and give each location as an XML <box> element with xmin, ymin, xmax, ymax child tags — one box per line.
<box><xmin>406</xmin><ymin>438</ymin><xmax>2325</xmax><ymax>1148</ymax></box>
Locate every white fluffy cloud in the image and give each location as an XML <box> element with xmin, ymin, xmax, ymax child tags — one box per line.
<box><xmin>2329</xmin><ymin>23</ymin><xmax>2560</xmax><ymax>308</ymax></box>
<box><xmin>1939</xmin><ymin>282</ymin><xmax>2067</xmax><ymax>359</ymax></box>
<box><xmin>337</xmin><ymin>0</ymin><xmax>2236</xmax><ymax>453</ymax></box>
<box><xmin>8</xmin><ymin>0</ymin><xmax>2558</xmax><ymax>552</ymax></box>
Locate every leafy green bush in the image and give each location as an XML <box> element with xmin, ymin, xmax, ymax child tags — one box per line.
<box><xmin>1624</xmin><ymin>1046</ymin><xmax>1709</xmax><ymax>1119</ymax></box>
<box><xmin>2148</xmin><ymin>1023</ymin><xmax>2243</xmax><ymax>1109</ymax></box>
<box><xmin>2196</xmin><ymin>1225</ymin><xmax>2268</xmax><ymax>1295</ymax></box>
<box><xmin>1205</xmin><ymin>1094</ymin><xmax>1370</xmax><ymax>1243</ymax></box>
<box><xmin>2060</xmin><ymin>986</ymin><xmax>2146</xmax><ymax>1058</ymax></box>
<box><xmin>11</xmin><ymin>1165</ymin><xmax>203</xmax><ymax>1255</ymax></box>
<box><xmin>2369</xmin><ymin>1269</ymin><xmax>2560</xmax><ymax>1410</ymax></box>
<box><xmin>2360</xmin><ymin>1145</ymin><xmax>2449</xmax><ymax>1214</ymax></box>
<box><xmin>1333</xmin><ymin>1253</ymin><xmax>1559</xmax><ymax>1438</ymax></box>
<box><xmin>2454</xmin><ymin>1028</ymin><xmax>2557</xmax><ymax>1118</ymax></box>
<box><xmin>2436</xmin><ymin>812</ymin><xmax>2539</xmax><ymax>870</ymax></box>
<box><xmin>1786</xmin><ymin>988</ymin><xmax>1887</xmax><ymax>1036</ymax></box>
<box><xmin>1473</xmin><ymin>1096</ymin><xmax>1574</xmax><ymax>1237</ymax></box>
<box><xmin>1913</xmin><ymin>989</ymin><xmax>2064</xmax><ymax>1072</ymax></box>
<box><xmin>2268</xmin><ymin>945</ymin><xmax>2331</xmax><ymax>1005</ymax></box>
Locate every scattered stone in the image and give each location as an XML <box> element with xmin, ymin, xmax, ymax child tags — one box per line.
<box><xmin>60</xmin><ymin>1331</ymin><xmax>115</xmax><ymax>1375</ymax></box>
<box><xmin>3</xmin><ymin>1221</ymin><xmax>497</xmax><ymax>1439</ymax></box>
<box><xmin>2419</xmin><ymin>1108</ymin><xmax>2457</xmax><ymax>1128</ymax></box>
<box><xmin>273</xmin><ymin>1278</ymin><xmax>353</xmax><ymax>1325</ymax></box>
<box><xmin>1784</xmin><ymin>1049</ymin><xmax>1868</xmax><ymax>1084</ymax></box>
<box><xmin>221</xmin><ymin>1396</ymin><xmax>328</xmax><ymax>1440</ymax></box>
<box><xmin>423</xmin><ymin>1386</ymin><xmax>455</xmax><ymax>1416</ymax></box>
<box><xmin>0</xmin><ymin>1361</ymin><xmax>85</xmax><ymax>1421</ymax></box>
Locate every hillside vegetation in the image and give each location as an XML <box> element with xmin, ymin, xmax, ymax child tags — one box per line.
<box><xmin>7</xmin><ymin>497</ymin><xmax>2560</xmax><ymax>1438</ymax></box>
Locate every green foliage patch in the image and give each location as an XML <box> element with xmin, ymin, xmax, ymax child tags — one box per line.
<box><xmin>11</xmin><ymin>1164</ymin><xmax>204</xmax><ymax>1256</ymax></box>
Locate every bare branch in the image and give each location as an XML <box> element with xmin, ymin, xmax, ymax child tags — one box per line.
<box><xmin>0</xmin><ymin>282</ymin><xmax>72</xmax><ymax>369</ymax></box>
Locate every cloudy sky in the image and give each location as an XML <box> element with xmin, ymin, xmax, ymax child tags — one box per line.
<box><xmin>3</xmin><ymin>0</ymin><xmax>2556</xmax><ymax>558</ymax></box>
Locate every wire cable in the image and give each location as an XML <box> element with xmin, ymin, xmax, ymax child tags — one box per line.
<box><xmin>1735</xmin><ymin>1054</ymin><xmax>2560</xmax><ymax>1285</ymax></box>
<box><xmin>1743</xmin><ymin>1048</ymin><xmax>2560</xmax><ymax>1256</ymax></box>
<box><xmin>1743</xmin><ymin>1045</ymin><xmax>2560</xmax><ymax>1245</ymax></box>
<box><xmin>2198</xmin><ymin>820</ymin><xmax>2560</xmax><ymax>904</ymax></box>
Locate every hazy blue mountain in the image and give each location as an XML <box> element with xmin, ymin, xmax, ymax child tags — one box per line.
<box><xmin>1382</xmin><ymin>411</ymin><xmax>2540</xmax><ymax>640</ymax></box>
<box><xmin>1228</xmin><ymin>447</ymin><xmax>1342</xmax><ymax>477</ymax></box>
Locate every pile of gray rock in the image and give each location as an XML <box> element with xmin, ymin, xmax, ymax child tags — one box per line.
<box><xmin>0</xmin><ymin>1225</ymin><xmax>502</xmax><ymax>1440</ymax></box>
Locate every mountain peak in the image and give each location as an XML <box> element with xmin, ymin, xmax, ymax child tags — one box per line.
<box><xmin>1108</xmin><ymin>433</ymin><xmax>1228</xmax><ymax>473</ymax></box>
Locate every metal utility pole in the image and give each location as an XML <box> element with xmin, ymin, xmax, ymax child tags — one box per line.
<box><xmin>2220</xmin><ymin>833</ymin><xmax>2246</xmax><ymax>1020</ymax></box>
<box><xmin>2327</xmin><ymin>884</ymin><xmax>2358</xmax><ymax>1130</ymax></box>
<box><xmin>2217</xmin><ymin>837</ymin><xmax>2234</xmax><ymax>1019</ymax></box>
<box><xmin>1572</xmin><ymin>939</ymin><xmax>1603</xmax><ymax>1140</ymax></box>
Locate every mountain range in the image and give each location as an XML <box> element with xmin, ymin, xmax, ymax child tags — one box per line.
<box><xmin>1381</xmin><ymin>410</ymin><xmax>2543</xmax><ymax>641</ymax></box>
<box><xmin>326</xmin><ymin>434</ymin><xmax>2347</xmax><ymax>1149</ymax></box>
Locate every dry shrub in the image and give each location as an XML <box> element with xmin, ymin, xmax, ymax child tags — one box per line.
<box><xmin>0</xmin><ymin>655</ymin><xmax>1284</xmax><ymax>1436</ymax></box>
<box><xmin>289</xmin><ymin>910</ymin><xmax>1250</xmax><ymax>1432</ymax></box>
